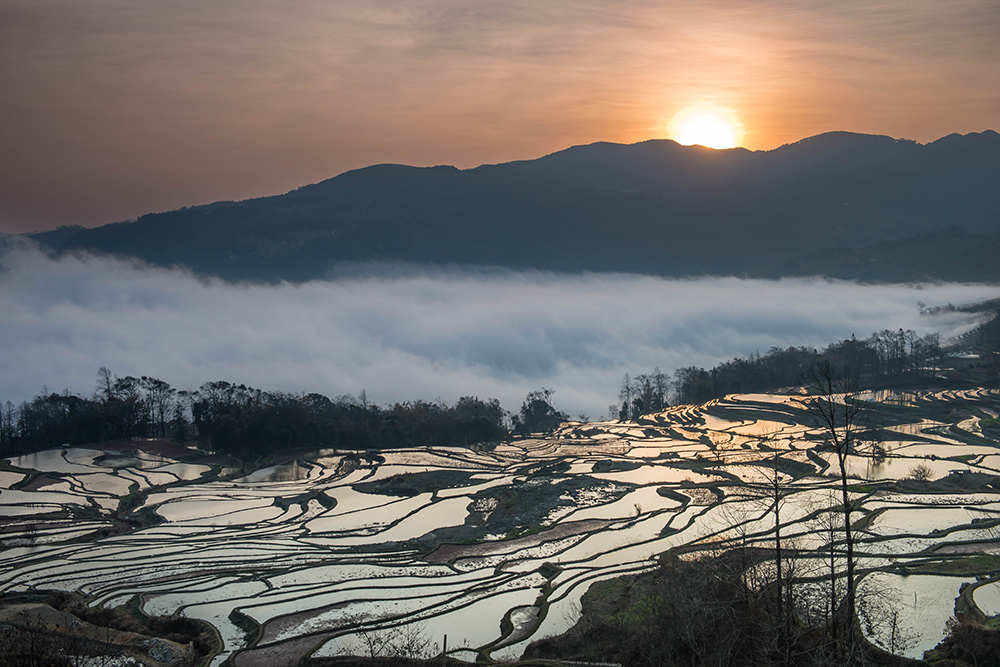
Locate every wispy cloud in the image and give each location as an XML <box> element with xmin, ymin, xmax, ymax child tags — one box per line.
<box><xmin>2</xmin><ymin>242</ymin><xmax>996</xmax><ymax>418</ymax></box>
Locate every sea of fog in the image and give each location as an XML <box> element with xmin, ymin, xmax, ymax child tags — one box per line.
<box><xmin>1</xmin><ymin>241</ymin><xmax>998</xmax><ymax>418</ymax></box>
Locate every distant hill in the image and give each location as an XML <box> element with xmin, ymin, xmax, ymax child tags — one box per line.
<box><xmin>28</xmin><ymin>130</ymin><xmax>1000</xmax><ymax>283</ymax></box>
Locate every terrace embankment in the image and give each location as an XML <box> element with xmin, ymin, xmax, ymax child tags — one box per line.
<box><xmin>0</xmin><ymin>590</ymin><xmax>219</xmax><ymax>666</ymax></box>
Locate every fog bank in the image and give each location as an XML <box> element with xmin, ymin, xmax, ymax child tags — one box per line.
<box><xmin>2</xmin><ymin>243</ymin><xmax>997</xmax><ymax>418</ymax></box>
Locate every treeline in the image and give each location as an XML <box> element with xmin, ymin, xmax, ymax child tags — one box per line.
<box><xmin>671</xmin><ymin>328</ymin><xmax>943</xmax><ymax>406</ymax></box>
<box><xmin>610</xmin><ymin>329</ymin><xmax>947</xmax><ymax>415</ymax></box>
<box><xmin>0</xmin><ymin>369</ymin><xmax>186</xmax><ymax>456</ymax></box>
<box><xmin>0</xmin><ymin>367</ymin><xmax>507</xmax><ymax>457</ymax></box>
<box><xmin>190</xmin><ymin>382</ymin><xmax>505</xmax><ymax>455</ymax></box>
<box><xmin>613</xmin><ymin>369</ymin><xmax>670</xmax><ymax>421</ymax></box>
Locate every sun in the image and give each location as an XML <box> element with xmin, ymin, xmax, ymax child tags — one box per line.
<box><xmin>667</xmin><ymin>104</ymin><xmax>745</xmax><ymax>149</ymax></box>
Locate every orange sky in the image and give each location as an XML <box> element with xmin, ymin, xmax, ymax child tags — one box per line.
<box><xmin>1</xmin><ymin>0</ymin><xmax>998</xmax><ymax>233</ymax></box>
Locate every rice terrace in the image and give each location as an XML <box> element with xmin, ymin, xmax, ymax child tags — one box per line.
<box><xmin>4</xmin><ymin>3</ymin><xmax>1000</xmax><ymax>662</ymax></box>
<box><xmin>2</xmin><ymin>344</ymin><xmax>1000</xmax><ymax>666</ymax></box>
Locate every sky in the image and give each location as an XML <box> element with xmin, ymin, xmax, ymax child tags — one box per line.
<box><xmin>2</xmin><ymin>241</ymin><xmax>998</xmax><ymax>419</ymax></box>
<box><xmin>1</xmin><ymin>0</ymin><xmax>998</xmax><ymax>234</ymax></box>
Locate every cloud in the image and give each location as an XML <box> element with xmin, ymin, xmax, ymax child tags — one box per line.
<box><xmin>1</xmin><ymin>241</ymin><xmax>997</xmax><ymax>418</ymax></box>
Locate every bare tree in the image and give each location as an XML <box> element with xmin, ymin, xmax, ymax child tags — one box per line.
<box><xmin>619</xmin><ymin>372</ymin><xmax>633</xmax><ymax>421</ymax></box>
<box><xmin>856</xmin><ymin>581</ymin><xmax>918</xmax><ymax>657</ymax></box>
<box><xmin>761</xmin><ymin>437</ymin><xmax>788</xmax><ymax>619</ymax></box>
<box><xmin>141</xmin><ymin>376</ymin><xmax>175</xmax><ymax>437</ymax></box>
<box><xmin>807</xmin><ymin>360</ymin><xmax>876</xmax><ymax>648</ymax></box>
<box><xmin>335</xmin><ymin>617</ymin><xmax>435</xmax><ymax>664</ymax></box>
<box><xmin>95</xmin><ymin>365</ymin><xmax>115</xmax><ymax>402</ymax></box>
<box><xmin>737</xmin><ymin>431</ymin><xmax>798</xmax><ymax>624</ymax></box>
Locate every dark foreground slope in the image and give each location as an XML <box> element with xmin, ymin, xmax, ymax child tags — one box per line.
<box><xmin>32</xmin><ymin>130</ymin><xmax>1000</xmax><ymax>283</ymax></box>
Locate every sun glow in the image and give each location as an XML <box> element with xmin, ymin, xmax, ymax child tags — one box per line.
<box><xmin>667</xmin><ymin>104</ymin><xmax>745</xmax><ymax>149</ymax></box>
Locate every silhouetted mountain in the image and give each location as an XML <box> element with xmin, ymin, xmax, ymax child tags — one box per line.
<box><xmin>30</xmin><ymin>130</ymin><xmax>1000</xmax><ymax>282</ymax></box>
<box><xmin>26</xmin><ymin>224</ymin><xmax>87</xmax><ymax>247</ymax></box>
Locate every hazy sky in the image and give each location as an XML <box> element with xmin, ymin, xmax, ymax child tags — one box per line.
<box><xmin>3</xmin><ymin>241</ymin><xmax>998</xmax><ymax>418</ymax></box>
<box><xmin>2</xmin><ymin>0</ymin><xmax>998</xmax><ymax>233</ymax></box>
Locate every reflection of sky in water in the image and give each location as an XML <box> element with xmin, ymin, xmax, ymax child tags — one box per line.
<box><xmin>237</xmin><ymin>461</ymin><xmax>311</xmax><ymax>483</ymax></box>
<box><xmin>0</xmin><ymin>470</ymin><xmax>26</xmax><ymax>488</ymax></box>
<box><xmin>862</xmin><ymin>573</ymin><xmax>968</xmax><ymax>658</ymax></box>
<box><xmin>866</xmin><ymin>504</ymin><xmax>1000</xmax><ymax>536</ymax></box>
<box><xmin>99</xmin><ymin>455</ymin><xmax>166</xmax><ymax>469</ymax></box>
<box><xmin>8</xmin><ymin>448</ymin><xmax>101</xmax><ymax>474</ymax></box>
<box><xmin>974</xmin><ymin>581</ymin><xmax>1000</xmax><ymax>616</ymax></box>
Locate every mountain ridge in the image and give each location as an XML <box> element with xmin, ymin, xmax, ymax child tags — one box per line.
<box><xmin>26</xmin><ymin>130</ymin><xmax>1000</xmax><ymax>283</ymax></box>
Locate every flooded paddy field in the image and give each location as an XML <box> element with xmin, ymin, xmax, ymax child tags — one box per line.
<box><xmin>2</xmin><ymin>387</ymin><xmax>999</xmax><ymax>665</ymax></box>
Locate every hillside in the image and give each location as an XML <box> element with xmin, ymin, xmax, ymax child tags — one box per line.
<box><xmin>30</xmin><ymin>130</ymin><xmax>1000</xmax><ymax>283</ymax></box>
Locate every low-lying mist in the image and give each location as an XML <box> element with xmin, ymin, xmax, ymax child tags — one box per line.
<box><xmin>2</xmin><ymin>241</ymin><xmax>997</xmax><ymax>419</ymax></box>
